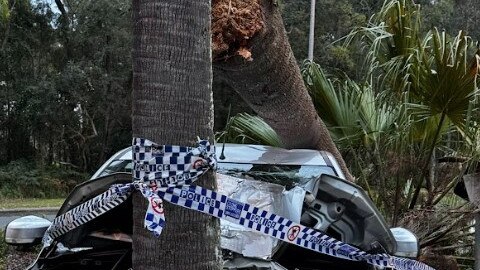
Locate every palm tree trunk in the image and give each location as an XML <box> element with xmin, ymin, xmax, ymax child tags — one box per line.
<box><xmin>213</xmin><ymin>0</ymin><xmax>353</xmax><ymax>181</ymax></box>
<box><xmin>132</xmin><ymin>0</ymin><xmax>221</xmax><ymax>269</ymax></box>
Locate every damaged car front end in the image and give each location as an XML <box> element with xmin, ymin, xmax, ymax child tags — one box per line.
<box><xmin>5</xmin><ymin>144</ymin><xmax>419</xmax><ymax>269</ymax></box>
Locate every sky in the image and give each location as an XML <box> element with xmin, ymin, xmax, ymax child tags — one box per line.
<box><xmin>33</xmin><ymin>0</ymin><xmax>60</xmax><ymax>14</ymax></box>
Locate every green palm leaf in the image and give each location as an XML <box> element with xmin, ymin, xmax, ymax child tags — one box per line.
<box><xmin>410</xmin><ymin>29</ymin><xmax>478</xmax><ymax>132</ymax></box>
<box><xmin>302</xmin><ymin>62</ymin><xmax>363</xmax><ymax>147</ymax></box>
<box><xmin>216</xmin><ymin>113</ymin><xmax>283</xmax><ymax>147</ymax></box>
<box><xmin>302</xmin><ymin>61</ymin><xmax>402</xmax><ymax>149</ymax></box>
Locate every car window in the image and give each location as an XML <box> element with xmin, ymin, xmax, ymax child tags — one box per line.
<box><xmin>97</xmin><ymin>160</ymin><xmax>132</xmax><ymax>178</ymax></box>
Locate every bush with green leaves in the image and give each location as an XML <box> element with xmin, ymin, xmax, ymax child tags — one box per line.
<box><xmin>302</xmin><ymin>0</ymin><xmax>479</xmax><ymax>265</ymax></box>
<box><xmin>0</xmin><ymin>160</ymin><xmax>88</xmax><ymax>198</ymax></box>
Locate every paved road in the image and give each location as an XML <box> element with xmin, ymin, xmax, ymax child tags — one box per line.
<box><xmin>0</xmin><ymin>210</ymin><xmax>57</xmax><ymax>229</ymax></box>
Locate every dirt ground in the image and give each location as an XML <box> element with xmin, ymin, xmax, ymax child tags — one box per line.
<box><xmin>4</xmin><ymin>247</ymin><xmax>37</xmax><ymax>270</ymax></box>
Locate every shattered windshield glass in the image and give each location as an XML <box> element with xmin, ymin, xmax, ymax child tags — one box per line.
<box><xmin>96</xmin><ymin>160</ymin><xmax>334</xmax><ymax>187</ymax></box>
<box><xmin>217</xmin><ymin>163</ymin><xmax>334</xmax><ymax>188</ymax></box>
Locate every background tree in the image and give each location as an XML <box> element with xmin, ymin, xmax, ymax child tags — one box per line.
<box><xmin>4</xmin><ymin>0</ymin><xmax>480</xmax><ymax>175</ymax></box>
<box><xmin>131</xmin><ymin>0</ymin><xmax>221</xmax><ymax>269</ymax></box>
<box><xmin>0</xmin><ymin>0</ymin><xmax>132</xmax><ymax>172</ymax></box>
<box><xmin>282</xmin><ymin>0</ymin><xmax>367</xmax><ymax>74</ymax></box>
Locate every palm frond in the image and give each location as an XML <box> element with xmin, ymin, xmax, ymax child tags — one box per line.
<box><xmin>215</xmin><ymin>113</ymin><xmax>283</xmax><ymax>147</ymax></box>
<box><xmin>302</xmin><ymin>62</ymin><xmax>404</xmax><ymax>150</ymax></box>
<box><xmin>302</xmin><ymin>62</ymin><xmax>364</xmax><ymax>147</ymax></box>
<box><xmin>409</xmin><ymin>29</ymin><xmax>479</xmax><ymax>132</ymax></box>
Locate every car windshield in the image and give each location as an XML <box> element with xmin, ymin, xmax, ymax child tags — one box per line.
<box><xmin>217</xmin><ymin>163</ymin><xmax>334</xmax><ymax>187</ymax></box>
<box><xmin>96</xmin><ymin>160</ymin><xmax>334</xmax><ymax>187</ymax></box>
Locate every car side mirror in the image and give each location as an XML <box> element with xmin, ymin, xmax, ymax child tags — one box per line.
<box><xmin>390</xmin><ymin>227</ymin><xmax>418</xmax><ymax>258</ymax></box>
<box><xmin>5</xmin><ymin>215</ymin><xmax>51</xmax><ymax>247</ymax></box>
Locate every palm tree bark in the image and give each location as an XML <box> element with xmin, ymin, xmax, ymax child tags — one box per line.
<box><xmin>132</xmin><ymin>0</ymin><xmax>221</xmax><ymax>269</ymax></box>
<box><xmin>212</xmin><ymin>0</ymin><xmax>353</xmax><ymax>181</ymax></box>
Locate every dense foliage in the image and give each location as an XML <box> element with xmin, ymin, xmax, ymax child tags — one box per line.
<box><xmin>0</xmin><ymin>159</ymin><xmax>87</xmax><ymax>198</ymax></box>
<box><xmin>0</xmin><ymin>0</ymin><xmax>132</xmax><ymax>174</ymax></box>
<box><xmin>2</xmin><ymin>0</ymin><xmax>480</xmax><ymax>174</ymax></box>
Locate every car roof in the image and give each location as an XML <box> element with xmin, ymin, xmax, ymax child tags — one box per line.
<box><xmin>113</xmin><ymin>143</ymin><xmax>331</xmax><ymax>165</ymax></box>
<box><xmin>117</xmin><ymin>143</ymin><xmax>341</xmax><ymax>172</ymax></box>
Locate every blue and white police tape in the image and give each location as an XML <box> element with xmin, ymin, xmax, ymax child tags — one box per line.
<box><xmin>131</xmin><ymin>137</ymin><xmax>216</xmax><ymax>236</ymax></box>
<box><xmin>42</xmin><ymin>138</ymin><xmax>216</xmax><ymax>244</ymax></box>
<box><xmin>42</xmin><ymin>138</ymin><xmax>435</xmax><ymax>270</ymax></box>
<box><xmin>157</xmin><ymin>184</ymin><xmax>433</xmax><ymax>270</ymax></box>
<box><xmin>132</xmin><ymin>137</ymin><xmax>215</xmax><ymax>185</ymax></box>
<box><xmin>42</xmin><ymin>184</ymin><xmax>133</xmax><ymax>246</ymax></box>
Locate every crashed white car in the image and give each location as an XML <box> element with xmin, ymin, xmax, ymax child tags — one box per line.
<box><xmin>5</xmin><ymin>144</ymin><xmax>418</xmax><ymax>270</ymax></box>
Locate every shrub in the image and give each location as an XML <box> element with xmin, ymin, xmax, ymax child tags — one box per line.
<box><xmin>0</xmin><ymin>160</ymin><xmax>88</xmax><ymax>199</ymax></box>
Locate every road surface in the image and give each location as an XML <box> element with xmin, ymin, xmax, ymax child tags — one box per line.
<box><xmin>0</xmin><ymin>209</ymin><xmax>57</xmax><ymax>229</ymax></box>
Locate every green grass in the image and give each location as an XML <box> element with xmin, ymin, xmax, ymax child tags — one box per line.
<box><xmin>0</xmin><ymin>198</ymin><xmax>63</xmax><ymax>210</ymax></box>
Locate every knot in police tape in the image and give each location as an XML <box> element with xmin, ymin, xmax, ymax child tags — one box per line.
<box><xmin>132</xmin><ymin>137</ymin><xmax>216</xmax><ymax>237</ymax></box>
<box><xmin>42</xmin><ymin>138</ymin><xmax>435</xmax><ymax>270</ymax></box>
